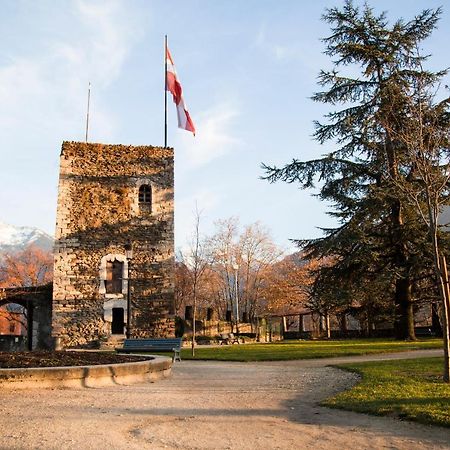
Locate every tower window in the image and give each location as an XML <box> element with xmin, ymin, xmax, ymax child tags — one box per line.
<box><xmin>138</xmin><ymin>184</ymin><xmax>152</xmax><ymax>213</ymax></box>
<box><xmin>105</xmin><ymin>260</ymin><xmax>124</xmax><ymax>294</ymax></box>
<box><xmin>139</xmin><ymin>185</ymin><xmax>151</xmax><ymax>204</ymax></box>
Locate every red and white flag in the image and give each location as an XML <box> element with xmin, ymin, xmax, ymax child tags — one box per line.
<box><xmin>166</xmin><ymin>46</ymin><xmax>195</xmax><ymax>135</ymax></box>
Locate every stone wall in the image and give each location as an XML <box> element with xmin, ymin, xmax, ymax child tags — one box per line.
<box><xmin>53</xmin><ymin>142</ymin><xmax>175</xmax><ymax>348</ymax></box>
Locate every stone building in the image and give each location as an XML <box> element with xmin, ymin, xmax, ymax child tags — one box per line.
<box><xmin>52</xmin><ymin>142</ymin><xmax>175</xmax><ymax>348</ymax></box>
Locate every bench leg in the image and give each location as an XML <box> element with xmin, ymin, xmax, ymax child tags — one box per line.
<box><xmin>173</xmin><ymin>349</ymin><xmax>181</xmax><ymax>362</ymax></box>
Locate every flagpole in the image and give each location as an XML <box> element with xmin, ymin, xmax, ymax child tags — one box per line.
<box><xmin>85</xmin><ymin>82</ymin><xmax>91</xmax><ymax>143</ymax></box>
<box><xmin>164</xmin><ymin>35</ymin><xmax>168</xmax><ymax>148</ymax></box>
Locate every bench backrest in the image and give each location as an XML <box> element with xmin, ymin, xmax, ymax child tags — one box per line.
<box><xmin>123</xmin><ymin>338</ymin><xmax>182</xmax><ymax>350</ymax></box>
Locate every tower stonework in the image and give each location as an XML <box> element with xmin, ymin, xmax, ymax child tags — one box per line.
<box><xmin>52</xmin><ymin>142</ymin><xmax>175</xmax><ymax>348</ymax></box>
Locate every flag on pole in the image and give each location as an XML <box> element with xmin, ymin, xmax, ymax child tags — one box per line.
<box><xmin>165</xmin><ymin>46</ymin><xmax>195</xmax><ymax>135</ymax></box>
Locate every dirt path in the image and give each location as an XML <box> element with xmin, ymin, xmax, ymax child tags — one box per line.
<box><xmin>0</xmin><ymin>350</ymin><xmax>449</xmax><ymax>450</ymax></box>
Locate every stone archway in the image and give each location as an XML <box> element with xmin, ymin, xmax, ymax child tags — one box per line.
<box><xmin>0</xmin><ymin>301</ymin><xmax>28</xmax><ymax>351</ymax></box>
<box><xmin>0</xmin><ymin>285</ymin><xmax>53</xmax><ymax>350</ymax></box>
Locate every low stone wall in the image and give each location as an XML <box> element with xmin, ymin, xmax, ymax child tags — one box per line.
<box><xmin>0</xmin><ymin>356</ymin><xmax>172</xmax><ymax>389</ymax></box>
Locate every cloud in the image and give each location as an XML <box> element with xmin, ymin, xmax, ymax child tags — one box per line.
<box><xmin>254</xmin><ymin>24</ymin><xmax>298</xmax><ymax>61</ymax></box>
<box><xmin>0</xmin><ymin>0</ymin><xmax>147</xmax><ymax>234</ymax></box>
<box><xmin>0</xmin><ymin>0</ymin><xmax>145</xmax><ymax>142</ymax></box>
<box><xmin>174</xmin><ymin>102</ymin><xmax>241</xmax><ymax>168</ymax></box>
<box><xmin>253</xmin><ymin>21</ymin><xmax>320</xmax><ymax>67</ymax></box>
<box><xmin>68</xmin><ymin>0</ymin><xmax>144</xmax><ymax>86</ymax></box>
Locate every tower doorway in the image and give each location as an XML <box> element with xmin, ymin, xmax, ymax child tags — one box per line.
<box><xmin>111</xmin><ymin>307</ymin><xmax>124</xmax><ymax>334</ymax></box>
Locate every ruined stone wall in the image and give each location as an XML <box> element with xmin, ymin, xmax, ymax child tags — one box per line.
<box><xmin>53</xmin><ymin>142</ymin><xmax>174</xmax><ymax>347</ymax></box>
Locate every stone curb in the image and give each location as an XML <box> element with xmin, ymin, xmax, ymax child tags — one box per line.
<box><xmin>0</xmin><ymin>355</ymin><xmax>172</xmax><ymax>389</ymax></box>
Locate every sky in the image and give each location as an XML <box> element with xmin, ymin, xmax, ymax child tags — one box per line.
<box><xmin>1</xmin><ymin>0</ymin><xmax>449</xmax><ymax>253</ymax></box>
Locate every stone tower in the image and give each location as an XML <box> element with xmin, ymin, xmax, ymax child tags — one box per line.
<box><xmin>52</xmin><ymin>142</ymin><xmax>175</xmax><ymax>348</ymax></box>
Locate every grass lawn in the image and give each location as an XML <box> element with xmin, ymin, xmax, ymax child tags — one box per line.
<box><xmin>179</xmin><ymin>338</ymin><xmax>443</xmax><ymax>362</ymax></box>
<box><xmin>324</xmin><ymin>357</ymin><xmax>450</xmax><ymax>428</ymax></box>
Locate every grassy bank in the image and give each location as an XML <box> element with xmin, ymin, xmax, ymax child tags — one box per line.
<box><xmin>324</xmin><ymin>357</ymin><xmax>450</xmax><ymax>428</ymax></box>
<box><xmin>179</xmin><ymin>338</ymin><xmax>442</xmax><ymax>361</ymax></box>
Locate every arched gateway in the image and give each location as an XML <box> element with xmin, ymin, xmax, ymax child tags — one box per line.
<box><xmin>0</xmin><ymin>285</ymin><xmax>53</xmax><ymax>351</ymax></box>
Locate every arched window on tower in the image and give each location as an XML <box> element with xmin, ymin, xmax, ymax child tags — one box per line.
<box><xmin>138</xmin><ymin>184</ymin><xmax>152</xmax><ymax>213</ymax></box>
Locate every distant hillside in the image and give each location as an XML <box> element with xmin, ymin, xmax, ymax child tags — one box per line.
<box><xmin>0</xmin><ymin>221</ymin><xmax>54</xmax><ymax>253</ymax></box>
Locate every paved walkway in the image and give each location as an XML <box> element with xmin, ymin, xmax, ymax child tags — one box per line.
<box><xmin>0</xmin><ymin>350</ymin><xmax>449</xmax><ymax>449</ymax></box>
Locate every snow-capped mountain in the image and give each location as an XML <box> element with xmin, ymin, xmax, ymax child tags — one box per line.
<box><xmin>0</xmin><ymin>222</ymin><xmax>54</xmax><ymax>253</ymax></box>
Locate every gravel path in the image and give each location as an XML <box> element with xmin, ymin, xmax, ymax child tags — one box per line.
<box><xmin>0</xmin><ymin>350</ymin><xmax>449</xmax><ymax>450</ymax></box>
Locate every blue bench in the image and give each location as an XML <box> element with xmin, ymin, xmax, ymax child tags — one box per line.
<box><xmin>116</xmin><ymin>338</ymin><xmax>182</xmax><ymax>362</ymax></box>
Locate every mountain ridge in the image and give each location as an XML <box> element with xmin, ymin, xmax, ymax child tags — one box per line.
<box><xmin>0</xmin><ymin>221</ymin><xmax>54</xmax><ymax>253</ymax></box>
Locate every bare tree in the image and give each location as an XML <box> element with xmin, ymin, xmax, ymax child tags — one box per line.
<box><xmin>261</xmin><ymin>253</ymin><xmax>321</xmax><ymax>316</ymax></box>
<box><xmin>0</xmin><ymin>245</ymin><xmax>53</xmax><ymax>288</ymax></box>
<box><xmin>180</xmin><ymin>205</ymin><xmax>209</xmax><ymax>356</ymax></box>
<box><xmin>174</xmin><ymin>258</ymin><xmax>192</xmax><ymax>317</ymax></box>
<box><xmin>207</xmin><ymin>218</ymin><xmax>283</xmax><ymax>330</ymax></box>
<box><xmin>236</xmin><ymin>222</ymin><xmax>283</xmax><ymax>323</ymax></box>
<box><xmin>207</xmin><ymin>218</ymin><xmax>239</xmax><ymax>324</ymax></box>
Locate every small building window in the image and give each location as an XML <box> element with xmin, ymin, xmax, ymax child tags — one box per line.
<box><xmin>105</xmin><ymin>260</ymin><xmax>124</xmax><ymax>294</ymax></box>
<box><xmin>138</xmin><ymin>184</ymin><xmax>152</xmax><ymax>213</ymax></box>
<box><xmin>9</xmin><ymin>322</ymin><xmax>16</xmax><ymax>333</ymax></box>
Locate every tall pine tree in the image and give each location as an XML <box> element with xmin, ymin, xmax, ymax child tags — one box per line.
<box><xmin>263</xmin><ymin>1</ymin><xmax>447</xmax><ymax>340</ymax></box>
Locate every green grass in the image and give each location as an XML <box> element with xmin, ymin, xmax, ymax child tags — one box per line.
<box><xmin>324</xmin><ymin>357</ymin><xmax>450</xmax><ymax>428</ymax></box>
<box><xmin>179</xmin><ymin>338</ymin><xmax>442</xmax><ymax>361</ymax></box>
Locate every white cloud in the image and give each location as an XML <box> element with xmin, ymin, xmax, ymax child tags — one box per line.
<box><xmin>71</xmin><ymin>0</ymin><xmax>143</xmax><ymax>86</ymax></box>
<box><xmin>0</xmin><ymin>0</ymin><xmax>147</xmax><ymax>234</ymax></box>
<box><xmin>174</xmin><ymin>102</ymin><xmax>241</xmax><ymax>168</ymax></box>
<box><xmin>253</xmin><ymin>21</ymin><xmax>320</xmax><ymax>67</ymax></box>
<box><xmin>0</xmin><ymin>0</ymin><xmax>144</xmax><ymax>142</ymax></box>
<box><xmin>254</xmin><ymin>26</ymin><xmax>298</xmax><ymax>62</ymax></box>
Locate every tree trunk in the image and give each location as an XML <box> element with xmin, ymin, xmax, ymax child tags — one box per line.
<box><xmin>385</xmin><ymin>137</ymin><xmax>416</xmax><ymax>341</ymax></box>
<box><xmin>191</xmin><ymin>292</ymin><xmax>197</xmax><ymax>357</ymax></box>
<box><xmin>340</xmin><ymin>313</ymin><xmax>347</xmax><ymax>334</ymax></box>
<box><xmin>432</xmin><ymin>302</ymin><xmax>442</xmax><ymax>336</ymax></box>
<box><xmin>299</xmin><ymin>314</ymin><xmax>305</xmax><ymax>333</ymax></box>
<box><xmin>438</xmin><ymin>256</ymin><xmax>450</xmax><ymax>382</ymax></box>
<box><xmin>366</xmin><ymin>311</ymin><xmax>372</xmax><ymax>338</ymax></box>
<box><xmin>281</xmin><ymin>316</ymin><xmax>287</xmax><ymax>339</ymax></box>
<box><xmin>424</xmin><ymin>190</ymin><xmax>449</xmax><ymax>381</ymax></box>
<box><xmin>325</xmin><ymin>313</ymin><xmax>331</xmax><ymax>339</ymax></box>
<box><xmin>394</xmin><ymin>277</ymin><xmax>415</xmax><ymax>340</ymax></box>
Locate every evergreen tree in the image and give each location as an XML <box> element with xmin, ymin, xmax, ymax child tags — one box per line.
<box><xmin>263</xmin><ymin>1</ymin><xmax>448</xmax><ymax>340</ymax></box>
